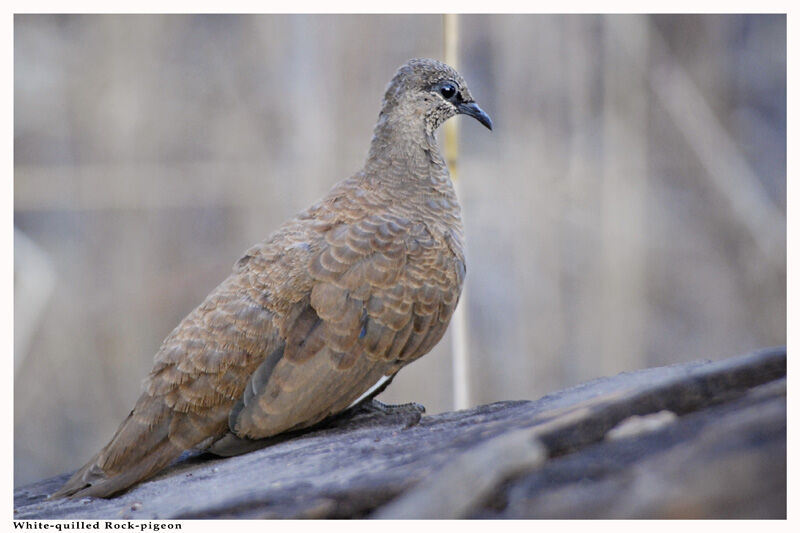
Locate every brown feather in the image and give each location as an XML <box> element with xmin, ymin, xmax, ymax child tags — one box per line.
<box><xmin>52</xmin><ymin>57</ymin><xmax>490</xmax><ymax>499</ymax></box>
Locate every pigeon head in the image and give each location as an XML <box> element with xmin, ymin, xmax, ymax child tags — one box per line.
<box><xmin>380</xmin><ymin>58</ymin><xmax>493</xmax><ymax>133</ymax></box>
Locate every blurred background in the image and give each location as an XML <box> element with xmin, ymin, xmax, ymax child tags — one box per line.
<box><xmin>14</xmin><ymin>14</ymin><xmax>786</xmax><ymax>486</ymax></box>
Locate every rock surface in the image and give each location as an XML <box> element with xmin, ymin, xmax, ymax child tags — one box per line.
<box><xmin>14</xmin><ymin>346</ymin><xmax>786</xmax><ymax>519</ymax></box>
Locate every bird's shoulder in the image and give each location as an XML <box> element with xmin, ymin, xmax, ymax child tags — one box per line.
<box><xmin>235</xmin><ymin>174</ymin><xmax>462</xmax><ymax>274</ymax></box>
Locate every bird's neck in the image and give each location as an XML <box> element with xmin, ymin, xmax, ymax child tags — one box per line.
<box><xmin>356</xmin><ymin>108</ymin><xmax>463</xmax><ymax>245</ymax></box>
<box><xmin>363</xmin><ymin>109</ymin><xmax>451</xmax><ymax>195</ymax></box>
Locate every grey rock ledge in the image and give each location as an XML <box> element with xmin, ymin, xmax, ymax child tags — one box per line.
<box><xmin>14</xmin><ymin>346</ymin><xmax>786</xmax><ymax>519</ymax></box>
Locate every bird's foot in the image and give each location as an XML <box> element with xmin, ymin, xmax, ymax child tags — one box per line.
<box><xmin>360</xmin><ymin>398</ymin><xmax>425</xmax><ymax>416</ymax></box>
<box><xmin>327</xmin><ymin>398</ymin><xmax>426</xmax><ymax>430</ymax></box>
<box><xmin>360</xmin><ymin>398</ymin><xmax>426</xmax><ymax>428</ymax></box>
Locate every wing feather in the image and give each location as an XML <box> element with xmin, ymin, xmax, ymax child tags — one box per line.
<box><xmin>229</xmin><ymin>214</ymin><xmax>464</xmax><ymax>440</ymax></box>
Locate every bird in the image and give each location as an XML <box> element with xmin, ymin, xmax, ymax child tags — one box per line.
<box><xmin>51</xmin><ymin>57</ymin><xmax>493</xmax><ymax>499</ymax></box>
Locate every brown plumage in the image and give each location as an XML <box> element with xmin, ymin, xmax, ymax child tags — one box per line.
<box><xmin>52</xmin><ymin>57</ymin><xmax>492</xmax><ymax>499</ymax></box>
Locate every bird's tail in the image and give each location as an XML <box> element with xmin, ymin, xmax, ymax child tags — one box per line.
<box><xmin>50</xmin><ymin>399</ymin><xmax>184</xmax><ymax>500</ymax></box>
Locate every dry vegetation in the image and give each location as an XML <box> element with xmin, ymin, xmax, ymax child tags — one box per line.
<box><xmin>14</xmin><ymin>14</ymin><xmax>785</xmax><ymax>486</ymax></box>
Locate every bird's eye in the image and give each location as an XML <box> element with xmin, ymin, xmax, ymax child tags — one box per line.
<box><xmin>440</xmin><ymin>84</ymin><xmax>456</xmax><ymax>99</ymax></box>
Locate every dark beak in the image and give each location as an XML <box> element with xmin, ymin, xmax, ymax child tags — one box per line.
<box><xmin>457</xmin><ymin>101</ymin><xmax>493</xmax><ymax>130</ymax></box>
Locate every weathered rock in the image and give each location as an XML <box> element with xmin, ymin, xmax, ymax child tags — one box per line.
<box><xmin>14</xmin><ymin>346</ymin><xmax>785</xmax><ymax>519</ymax></box>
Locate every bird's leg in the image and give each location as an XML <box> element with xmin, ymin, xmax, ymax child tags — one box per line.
<box><xmin>357</xmin><ymin>398</ymin><xmax>426</xmax><ymax>420</ymax></box>
<box><xmin>362</xmin><ymin>399</ymin><xmax>426</xmax><ymax>429</ymax></box>
<box><xmin>326</xmin><ymin>373</ymin><xmax>426</xmax><ymax>429</ymax></box>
